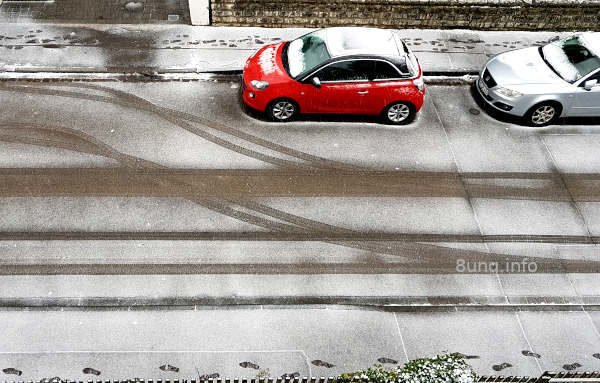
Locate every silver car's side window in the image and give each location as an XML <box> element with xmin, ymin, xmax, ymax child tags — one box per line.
<box><xmin>588</xmin><ymin>71</ymin><xmax>600</xmax><ymax>82</ymax></box>
<box><xmin>579</xmin><ymin>69</ymin><xmax>600</xmax><ymax>86</ymax></box>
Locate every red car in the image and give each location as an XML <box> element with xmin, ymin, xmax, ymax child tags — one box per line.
<box><xmin>242</xmin><ymin>27</ymin><xmax>425</xmax><ymax>124</ymax></box>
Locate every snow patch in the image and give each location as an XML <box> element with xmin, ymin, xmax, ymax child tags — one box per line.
<box><xmin>124</xmin><ymin>1</ymin><xmax>144</xmax><ymax>12</ymax></box>
<box><xmin>325</xmin><ymin>27</ymin><xmax>399</xmax><ymax>57</ymax></box>
<box><xmin>580</xmin><ymin>32</ymin><xmax>600</xmax><ymax>58</ymax></box>
<box><xmin>542</xmin><ymin>43</ymin><xmax>579</xmax><ymax>82</ymax></box>
<box><xmin>287</xmin><ymin>38</ymin><xmax>304</xmax><ymax>78</ymax></box>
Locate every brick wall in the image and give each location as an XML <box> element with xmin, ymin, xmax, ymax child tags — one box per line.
<box><xmin>210</xmin><ymin>0</ymin><xmax>600</xmax><ymax>31</ymax></box>
<box><xmin>0</xmin><ymin>0</ymin><xmax>190</xmax><ymax>23</ymax></box>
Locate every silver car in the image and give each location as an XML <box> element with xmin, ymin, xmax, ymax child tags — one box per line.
<box><xmin>477</xmin><ymin>32</ymin><xmax>600</xmax><ymax>126</ymax></box>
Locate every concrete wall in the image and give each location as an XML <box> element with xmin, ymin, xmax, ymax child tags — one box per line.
<box><xmin>210</xmin><ymin>0</ymin><xmax>600</xmax><ymax>31</ymax></box>
<box><xmin>0</xmin><ymin>0</ymin><xmax>190</xmax><ymax>23</ymax></box>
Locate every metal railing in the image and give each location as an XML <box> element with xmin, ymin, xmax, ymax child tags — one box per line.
<box><xmin>479</xmin><ymin>372</ymin><xmax>600</xmax><ymax>383</ymax></box>
<box><xmin>3</xmin><ymin>372</ymin><xmax>600</xmax><ymax>383</ymax></box>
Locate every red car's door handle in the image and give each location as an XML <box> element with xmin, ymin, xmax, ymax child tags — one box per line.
<box><xmin>357</xmin><ymin>91</ymin><xmax>369</xmax><ymax>95</ymax></box>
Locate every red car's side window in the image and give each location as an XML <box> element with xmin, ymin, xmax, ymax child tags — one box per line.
<box><xmin>316</xmin><ymin>60</ymin><xmax>374</xmax><ymax>82</ymax></box>
<box><xmin>373</xmin><ymin>61</ymin><xmax>403</xmax><ymax>80</ymax></box>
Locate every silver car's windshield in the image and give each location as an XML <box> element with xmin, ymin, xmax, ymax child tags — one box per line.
<box><xmin>541</xmin><ymin>35</ymin><xmax>600</xmax><ymax>83</ymax></box>
<box><xmin>286</xmin><ymin>30</ymin><xmax>331</xmax><ymax>78</ymax></box>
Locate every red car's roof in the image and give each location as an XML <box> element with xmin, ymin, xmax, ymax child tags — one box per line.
<box><xmin>323</xmin><ymin>27</ymin><xmax>404</xmax><ymax>59</ymax></box>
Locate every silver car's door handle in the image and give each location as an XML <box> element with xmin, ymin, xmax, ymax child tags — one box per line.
<box><xmin>357</xmin><ymin>91</ymin><xmax>369</xmax><ymax>94</ymax></box>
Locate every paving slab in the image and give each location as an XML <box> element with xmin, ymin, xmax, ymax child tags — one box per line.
<box><xmin>0</xmin><ymin>141</ymin><xmax>118</xmax><ymax>168</ymax></box>
<box><xmin>396</xmin><ymin>311</ymin><xmax>542</xmax><ymax>377</ymax></box>
<box><xmin>0</xmin><ymin>197</ymin><xmax>266</xmax><ymax>232</ymax></box>
<box><xmin>428</xmin><ymin>85</ymin><xmax>555</xmax><ymax>173</ymax></box>
<box><xmin>487</xmin><ymin>242</ymin><xmax>600</xmax><ymax>261</ymax></box>
<box><xmin>486</xmin><ymin>243</ymin><xmax>561</xmax><ymax>260</ymax></box>
<box><xmin>0</xmin><ymin>274</ymin><xmax>505</xmax><ymax>300</ymax></box>
<box><xmin>541</xmin><ymin>135</ymin><xmax>600</xmax><ymax>174</ymax></box>
<box><xmin>257</xmin><ymin>197</ymin><xmax>480</xmax><ymax>234</ymax></box>
<box><xmin>576</xmin><ymin>203</ymin><xmax>600</xmax><ymax>237</ymax></box>
<box><xmin>566</xmin><ymin>274</ymin><xmax>600</xmax><ymax>297</ymax></box>
<box><xmin>472</xmin><ymin>199</ymin><xmax>588</xmax><ymax>236</ymax></box>
<box><xmin>0</xmin><ymin>240</ymin><xmax>383</xmax><ymax>265</ymax></box>
<box><xmin>517</xmin><ymin>311</ymin><xmax>600</xmax><ymax>372</ymax></box>
<box><xmin>556</xmin><ymin>246</ymin><xmax>600</xmax><ymax>297</ymax></box>
<box><xmin>498</xmin><ymin>274</ymin><xmax>579</xmax><ymax>297</ymax></box>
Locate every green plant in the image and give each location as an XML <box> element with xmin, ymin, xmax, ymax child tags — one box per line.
<box><xmin>338</xmin><ymin>353</ymin><xmax>477</xmax><ymax>383</ymax></box>
<box><xmin>256</xmin><ymin>368</ymin><xmax>271</xmax><ymax>379</ymax></box>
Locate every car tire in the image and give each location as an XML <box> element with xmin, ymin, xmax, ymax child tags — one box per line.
<box><xmin>381</xmin><ymin>101</ymin><xmax>416</xmax><ymax>125</ymax></box>
<box><xmin>524</xmin><ymin>102</ymin><xmax>562</xmax><ymax>127</ymax></box>
<box><xmin>266</xmin><ymin>98</ymin><xmax>299</xmax><ymax>122</ymax></box>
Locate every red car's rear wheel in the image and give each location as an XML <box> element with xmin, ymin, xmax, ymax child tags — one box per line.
<box><xmin>382</xmin><ymin>101</ymin><xmax>416</xmax><ymax>125</ymax></box>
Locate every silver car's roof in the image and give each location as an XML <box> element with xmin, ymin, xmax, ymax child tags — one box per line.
<box><xmin>324</xmin><ymin>27</ymin><xmax>404</xmax><ymax>58</ymax></box>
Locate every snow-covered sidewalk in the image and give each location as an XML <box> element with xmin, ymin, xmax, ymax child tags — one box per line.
<box><xmin>0</xmin><ymin>23</ymin><xmax>567</xmax><ymax>74</ymax></box>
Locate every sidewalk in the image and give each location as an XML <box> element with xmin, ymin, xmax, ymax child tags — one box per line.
<box><xmin>0</xmin><ymin>307</ymin><xmax>600</xmax><ymax>379</ymax></box>
<box><xmin>0</xmin><ymin>23</ymin><xmax>567</xmax><ymax>74</ymax></box>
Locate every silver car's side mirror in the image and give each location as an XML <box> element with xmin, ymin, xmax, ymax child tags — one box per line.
<box><xmin>311</xmin><ymin>77</ymin><xmax>321</xmax><ymax>88</ymax></box>
<box><xmin>548</xmin><ymin>35</ymin><xmax>560</xmax><ymax>43</ymax></box>
<box><xmin>584</xmin><ymin>79</ymin><xmax>598</xmax><ymax>91</ymax></box>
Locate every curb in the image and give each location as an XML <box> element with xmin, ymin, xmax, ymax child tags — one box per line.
<box><xmin>0</xmin><ymin>71</ymin><xmax>479</xmax><ymax>84</ymax></box>
<box><xmin>0</xmin><ymin>296</ymin><xmax>598</xmax><ymax>311</ymax></box>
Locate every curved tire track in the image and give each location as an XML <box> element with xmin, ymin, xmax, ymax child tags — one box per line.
<box><xmin>4</xmin><ymin>83</ymin><xmax>489</xmax><ymax>259</ymax></box>
<box><xmin>0</xmin><ymin>122</ymin><xmax>309</xmax><ymax>233</ymax></box>
<box><xmin>61</xmin><ymin>82</ymin><xmax>361</xmax><ymax>171</ymax></box>
<box><xmin>0</xmin><ymin>83</ymin><xmax>435</xmax><ymax>257</ymax></box>
<box><xmin>0</xmin><ymin>123</ymin><xmax>162</xmax><ymax>169</ymax></box>
<box><xmin>224</xmin><ymin>198</ymin><xmax>588</xmax><ymax>266</ymax></box>
<box><xmin>0</xmin><ymin>121</ymin><xmax>503</xmax><ymax>262</ymax></box>
<box><xmin>0</xmin><ymin>83</ymin><xmax>313</xmax><ymax>169</ymax></box>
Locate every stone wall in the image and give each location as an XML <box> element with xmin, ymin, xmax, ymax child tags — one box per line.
<box><xmin>0</xmin><ymin>0</ymin><xmax>190</xmax><ymax>23</ymax></box>
<box><xmin>210</xmin><ymin>0</ymin><xmax>600</xmax><ymax>31</ymax></box>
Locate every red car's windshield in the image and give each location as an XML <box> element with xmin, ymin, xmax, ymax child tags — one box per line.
<box><xmin>285</xmin><ymin>30</ymin><xmax>331</xmax><ymax>78</ymax></box>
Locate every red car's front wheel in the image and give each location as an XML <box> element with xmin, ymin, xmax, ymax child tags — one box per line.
<box><xmin>267</xmin><ymin>98</ymin><xmax>299</xmax><ymax>122</ymax></box>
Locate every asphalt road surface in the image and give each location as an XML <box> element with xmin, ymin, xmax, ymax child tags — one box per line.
<box><xmin>0</xmin><ymin>80</ymin><xmax>599</xmax><ymax>268</ymax></box>
<box><xmin>1</xmin><ymin>78</ymin><xmax>600</xmax><ymax>379</ymax></box>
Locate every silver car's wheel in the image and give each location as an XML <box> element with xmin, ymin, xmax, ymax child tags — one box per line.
<box><xmin>531</xmin><ymin>105</ymin><xmax>555</xmax><ymax>125</ymax></box>
<box><xmin>267</xmin><ymin>99</ymin><xmax>298</xmax><ymax>122</ymax></box>
<box><xmin>525</xmin><ymin>102</ymin><xmax>561</xmax><ymax>127</ymax></box>
<box><xmin>382</xmin><ymin>102</ymin><xmax>415</xmax><ymax>125</ymax></box>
